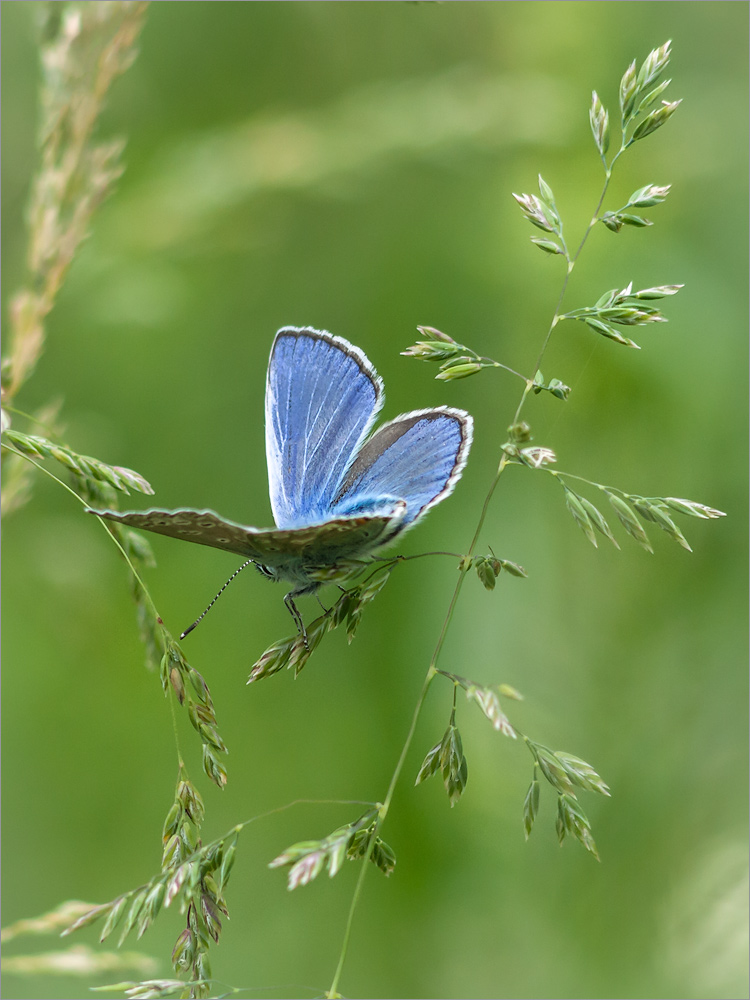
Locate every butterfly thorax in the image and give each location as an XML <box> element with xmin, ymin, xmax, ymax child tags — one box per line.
<box><xmin>254</xmin><ymin>559</ymin><xmax>321</xmax><ymax>590</ymax></box>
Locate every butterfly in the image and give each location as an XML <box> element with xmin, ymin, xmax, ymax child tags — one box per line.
<box><xmin>88</xmin><ymin>327</ymin><xmax>473</xmax><ymax>636</ymax></box>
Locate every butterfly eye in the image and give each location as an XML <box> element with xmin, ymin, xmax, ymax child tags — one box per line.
<box><xmin>255</xmin><ymin>563</ymin><xmax>275</xmax><ymax>580</ymax></box>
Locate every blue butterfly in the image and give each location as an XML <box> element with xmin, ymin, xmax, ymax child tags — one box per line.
<box><xmin>88</xmin><ymin>327</ymin><xmax>473</xmax><ymax>634</ymax></box>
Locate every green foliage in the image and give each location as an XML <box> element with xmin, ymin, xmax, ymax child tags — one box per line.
<box><xmin>269</xmin><ymin>807</ymin><xmax>395</xmax><ymax>889</ymax></box>
<box><xmin>560</xmin><ymin>282</ymin><xmax>683</xmax><ymax>350</ymax></box>
<box><xmin>161</xmin><ymin>644</ymin><xmax>228</xmax><ymax>790</ymax></box>
<box><xmin>2</xmin><ymin>0</ymin><xmax>149</xmax><ymax>513</ymax></box>
<box><xmin>415</xmin><ymin>721</ymin><xmax>468</xmax><ymax>807</ymax></box>
<box><xmin>247</xmin><ymin>567</ymin><xmax>393</xmax><ymax>682</ymax></box>
<box><xmin>2</xmin><ymin>430</ymin><xmax>154</xmax><ymax>497</ymax></box>
<box><xmin>522</xmin><ymin>741</ymin><xmax>610</xmax><ymax>860</ymax></box>
<box><xmin>553</xmin><ymin>474</ymin><xmax>725</xmax><ymax>554</ymax></box>
<box><xmin>513</xmin><ymin>174</ymin><xmax>568</xmax><ymax>257</ymax></box>
<box><xmin>93</xmin><ymin>981</ymin><xmax>201</xmax><ymax>1000</ymax></box>
<box><xmin>471</xmin><ymin>553</ymin><xmax>527</xmax><ymax>590</ymax></box>
<box><xmin>438</xmin><ymin>671</ymin><xmax>519</xmax><ymax>736</ymax></box>
<box><xmin>601</xmin><ymin>183</ymin><xmax>671</xmax><ymax>232</ymax></box>
<box><xmin>64</xmin><ymin>772</ymin><xmax>239</xmax><ymax>998</ymax></box>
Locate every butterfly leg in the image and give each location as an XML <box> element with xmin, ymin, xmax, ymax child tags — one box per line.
<box><xmin>284</xmin><ymin>591</ymin><xmax>309</xmax><ymax>648</ymax></box>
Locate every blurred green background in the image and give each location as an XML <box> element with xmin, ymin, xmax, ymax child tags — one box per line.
<box><xmin>2</xmin><ymin>3</ymin><xmax>747</xmax><ymax>999</ymax></box>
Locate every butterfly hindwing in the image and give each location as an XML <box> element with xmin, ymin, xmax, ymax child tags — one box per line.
<box><xmin>333</xmin><ymin>407</ymin><xmax>473</xmax><ymax>529</ymax></box>
<box><xmin>266</xmin><ymin>328</ymin><xmax>383</xmax><ymax>530</ymax></box>
<box><xmin>86</xmin><ymin>507</ymin><xmax>403</xmax><ymax>568</ymax></box>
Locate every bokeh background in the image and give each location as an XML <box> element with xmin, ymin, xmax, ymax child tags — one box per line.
<box><xmin>3</xmin><ymin>3</ymin><xmax>747</xmax><ymax>999</ymax></box>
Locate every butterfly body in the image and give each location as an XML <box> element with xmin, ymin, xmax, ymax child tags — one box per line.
<box><xmin>88</xmin><ymin>327</ymin><xmax>472</xmax><ymax>627</ymax></box>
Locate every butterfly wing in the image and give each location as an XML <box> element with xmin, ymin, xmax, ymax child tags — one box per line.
<box><xmin>332</xmin><ymin>406</ymin><xmax>473</xmax><ymax>530</ymax></box>
<box><xmin>265</xmin><ymin>327</ymin><xmax>384</xmax><ymax>530</ymax></box>
<box><xmin>86</xmin><ymin>507</ymin><xmax>403</xmax><ymax>570</ymax></box>
<box><xmin>88</xmin><ymin>336</ymin><xmax>470</xmax><ymax>597</ymax></box>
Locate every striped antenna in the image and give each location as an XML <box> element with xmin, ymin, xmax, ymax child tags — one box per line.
<box><xmin>180</xmin><ymin>559</ymin><xmax>254</xmax><ymax>639</ymax></box>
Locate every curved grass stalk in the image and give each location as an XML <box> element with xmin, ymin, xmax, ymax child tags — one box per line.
<box><xmin>327</xmin><ymin>138</ymin><xmax>635</xmax><ymax>999</ymax></box>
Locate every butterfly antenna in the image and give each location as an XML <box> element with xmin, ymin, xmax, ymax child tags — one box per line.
<box><xmin>180</xmin><ymin>559</ymin><xmax>254</xmax><ymax>639</ymax></box>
